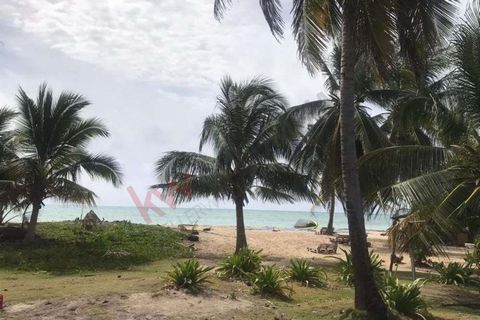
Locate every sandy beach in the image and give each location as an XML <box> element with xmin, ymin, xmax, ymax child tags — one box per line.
<box><xmin>194</xmin><ymin>227</ymin><xmax>468</xmax><ymax>272</ymax></box>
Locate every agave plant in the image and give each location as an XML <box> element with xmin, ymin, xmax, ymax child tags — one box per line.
<box><xmin>217</xmin><ymin>248</ymin><xmax>263</xmax><ymax>279</ymax></box>
<box><xmin>166</xmin><ymin>259</ymin><xmax>214</xmax><ymax>293</ymax></box>
<box><xmin>383</xmin><ymin>275</ymin><xmax>429</xmax><ymax>319</ymax></box>
<box><xmin>335</xmin><ymin>249</ymin><xmax>384</xmax><ymax>287</ymax></box>
<box><xmin>250</xmin><ymin>265</ymin><xmax>292</xmax><ymax>298</ymax></box>
<box><xmin>434</xmin><ymin>262</ymin><xmax>473</xmax><ymax>286</ymax></box>
<box><xmin>288</xmin><ymin>258</ymin><xmax>327</xmax><ymax>287</ymax></box>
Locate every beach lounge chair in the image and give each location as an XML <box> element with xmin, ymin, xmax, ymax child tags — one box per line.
<box><xmin>315</xmin><ymin>227</ymin><xmax>333</xmax><ymax>235</ymax></box>
<box><xmin>332</xmin><ymin>234</ymin><xmax>350</xmax><ymax>245</ymax></box>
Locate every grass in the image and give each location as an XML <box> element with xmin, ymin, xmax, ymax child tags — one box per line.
<box><xmin>1</xmin><ymin>222</ymin><xmax>479</xmax><ymax>319</ymax></box>
<box><xmin>0</xmin><ymin>221</ymin><xmax>190</xmax><ymax>273</ymax></box>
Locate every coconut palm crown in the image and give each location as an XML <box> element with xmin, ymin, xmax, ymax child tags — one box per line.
<box><xmin>153</xmin><ymin>76</ymin><xmax>315</xmax><ymax>252</ymax></box>
<box><xmin>10</xmin><ymin>84</ymin><xmax>122</xmax><ymax>242</ymax></box>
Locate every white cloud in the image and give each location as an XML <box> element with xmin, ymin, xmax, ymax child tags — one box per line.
<box><xmin>0</xmin><ymin>0</ymin><xmax>324</xmax><ymax>211</ymax></box>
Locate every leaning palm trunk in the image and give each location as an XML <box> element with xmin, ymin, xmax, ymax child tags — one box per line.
<box><xmin>339</xmin><ymin>3</ymin><xmax>387</xmax><ymax>317</ymax></box>
<box><xmin>24</xmin><ymin>201</ymin><xmax>41</xmax><ymax>243</ymax></box>
<box><xmin>235</xmin><ymin>198</ymin><xmax>247</xmax><ymax>253</ymax></box>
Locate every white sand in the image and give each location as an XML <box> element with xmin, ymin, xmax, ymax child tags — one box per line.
<box><xmin>194</xmin><ymin>227</ymin><xmax>468</xmax><ymax>272</ymax></box>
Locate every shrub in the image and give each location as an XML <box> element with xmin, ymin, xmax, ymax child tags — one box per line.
<box><xmin>434</xmin><ymin>262</ymin><xmax>473</xmax><ymax>285</ymax></box>
<box><xmin>383</xmin><ymin>276</ymin><xmax>429</xmax><ymax>319</ymax></box>
<box><xmin>217</xmin><ymin>248</ymin><xmax>262</xmax><ymax>278</ymax></box>
<box><xmin>288</xmin><ymin>258</ymin><xmax>327</xmax><ymax>287</ymax></box>
<box><xmin>335</xmin><ymin>249</ymin><xmax>384</xmax><ymax>286</ymax></box>
<box><xmin>166</xmin><ymin>259</ymin><xmax>213</xmax><ymax>292</ymax></box>
<box><xmin>250</xmin><ymin>265</ymin><xmax>292</xmax><ymax>298</ymax></box>
<box><xmin>465</xmin><ymin>238</ymin><xmax>480</xmax><ymax>270</ymax></box>
<box><xmin>0</xmin><ymin>222</ymin><xmax>190</xmax><ymax>272</ymax></box>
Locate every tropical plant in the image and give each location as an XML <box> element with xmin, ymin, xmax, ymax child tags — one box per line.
<box><xmin>288</xmin><ymin>258</ymin><xmax>327</xmax><ymax>287</ymax></box>
<box><xmin>465</xmin><ymin>238</ymin><xmax>480</xmax><ymax>269</ymax></box>
<box><xmin>166</xmin><ymin>259</ymin><xmax>214</xmax><ymax>292</ymax></box>
<box><xmin>213</xmin><ymin>1</ymin><xmax>458</xmax><ymax>315</ymax></box>
<box><xmin>0</xmin><ymin>107</ymin><xmax>21</xmax><ymax>225</ymax></box>
<box><xmin>335</xmin><ymin>249</ymin><xmax>384</xmax><ymax>287</ymax></box>
<box><xmin>7</xmin><ymin>84</ymin><xmax>122</xmax><ymax>243</ymax></box>
<box><xmin>288</xmin><ymin>44</ymin><xmax>390</xmax><ymax>234</ymax></box>
<box><xmin>434</xmin><ymin>262</ymin><xmax>474</xmax><ymax>286</ymax></box>
<box><xmin>153</xmin><ymin>76</ymin><xmax>314</xmax><ymax>253</ymax></box>
<box><xmin>217</xmin><ymin>248</ymin><xmax>263</xmax><ymax>278</ymax></box>
<box><xmin>382</xmin><ymin>275</ymin><xmax>429</xmax><ymax>320</ymax></box>
<box><xmin>250</xmin><ymin>265</ymin><xmax>292</xmax><ymax>298</ymax></box>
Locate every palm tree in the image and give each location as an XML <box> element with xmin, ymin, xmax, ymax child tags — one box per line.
<box><xmin>371</xmin><ymin>51</ymin><xmax>467</xmax><ymax>147</ymax></box>
<box><xmin>153</xmin><ymin>76</ymin><xmax>314</xmax><ymax>253</ymax></box>
<box><xmin>213</xmin><ymin>1</ymin><xmax>457</xmax><ymax>315</ymax></box>
<box><xmin>0</xmin><ymin>107</ymin><xmax>19</xmax><ymax>224</ymax></box>
<box><xmin>289</xmin><ymin>46</ymin><xmax>390</xmax><ymax>235</ymax></box>
<box><xmin>10</xmin><ymin>84</ymin><xmax>123</xmax><ymax>243</ymax></box>
<box><xmin>359</xmin><ymin>2</ymin><xmax>480</xmax><ymax>262</ymax></box>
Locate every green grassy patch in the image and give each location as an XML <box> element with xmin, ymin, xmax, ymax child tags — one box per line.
<box><xmin>0</xmin><ymin>221</ymin><xmax>190</xmax><ymax>273</ymax></box>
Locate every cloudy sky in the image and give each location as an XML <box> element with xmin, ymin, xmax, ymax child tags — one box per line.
<box><xmin>0</xmin><ymin>1</ymin><xmax>469</xmax><ymax>211</ymax></box>
<box><xmin>0</xmin><ymin>0</ymin><xmax>328</xmax><ymax>211</ymax></box>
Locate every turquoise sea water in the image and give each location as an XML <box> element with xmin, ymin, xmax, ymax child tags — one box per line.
<box><xmin>20</xmin><ymin>205</ymin><xmax>392</xmax><ymax>231</ymax></box>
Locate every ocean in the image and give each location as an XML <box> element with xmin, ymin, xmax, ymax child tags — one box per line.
<box><xmin>21</xmin><ymin>205</ymin><xmax>392</xmax><ymax>231</ymax></box>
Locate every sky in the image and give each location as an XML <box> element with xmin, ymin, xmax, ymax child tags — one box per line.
<box><xmin>0</xmin><ymin>0</ymin><xmax>470</xmax><ymax>211</ymax></box>
<box><xmin>0</xmin><ymin>0</ymin><xmax>328</xmax><ymax>211</ymax></box>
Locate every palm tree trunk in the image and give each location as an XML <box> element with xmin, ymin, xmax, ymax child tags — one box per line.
<box><xmin>24</xmin><ymin>201</ymin><xmax>41</xmax><ymax>243</ymax></box>
<box><xmin>235</xmin><ymin>199</ymin><xmax>247</xmax><ymax>253</ymax></box>
<box><xmin>326</xmin><ymin>193</ymin><xmax>335</xmax><ymax>235</ymax></box>
<box><xmin>339</xmin><ymin>3</ymin><xmax>387</xmax><ymax>317</ymax></box>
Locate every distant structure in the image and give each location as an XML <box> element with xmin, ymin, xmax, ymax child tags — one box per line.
<box><xmin>82</xmin><ymin>210</ymin><xmax>101</xmax><ymax>230</ymax></box>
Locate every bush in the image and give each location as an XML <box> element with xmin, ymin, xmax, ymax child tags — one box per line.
<box><xmin>217</xmin><ymin>248</ymin><xmax>262</xmax><ymax>278</ymax></box>
<box><xmin>250</xmin><ymin>265</ymin><xmax>292</xmax><ymax>298</ymax></box>
<box><xmin>166</xmin><ymin>259</ymin><xmax>214</xmax><ymax>292</ymax></box>
<box><xmin>335</xmin><ymin>249</ymin><xmax>384</xmax><ymax>286</ymax></box>
<box><xmin>465</xmin><ymin>239</ymin><xmax>480</xmax><ymax>270</ymax></box>
<box><xmin>382</xmin><ymin>276</ymin><xmax>429</xmax><ymax>320</ymax></box>
<box><xmin>434</xmin><ymin>262</ymin><xmax>473</xmax><ymax>285</ymax></box>
<box><xmin>0</xmin><ymin>221</ymin><xmax>190</xmax><ymax>273</ymax></box>
<box><xmin>288</xmin><ymin>258</ymin><xmax>327</xmax><ymax>287</ymax></box>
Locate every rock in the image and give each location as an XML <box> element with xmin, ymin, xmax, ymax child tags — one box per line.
<box><xmin>294</xmin><ymin>219</ymin><xmax>317</xmax><ymax>228</ymax></box>
<box><xmin>191</xmin><ymin>230</ymin><xmax>199</xmax><ymax>235</ymax></box>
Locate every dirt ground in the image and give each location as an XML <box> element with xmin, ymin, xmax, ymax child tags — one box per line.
<box><xmin>2</xmin><ymin>227</ymin><xmax>478</xmax><ymax>320</ymax></box>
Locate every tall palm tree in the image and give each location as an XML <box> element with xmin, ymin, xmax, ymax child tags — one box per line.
<box><xmin>153</xmin><ymin>76</ymin><xmax>314</xmax><ymax>253</ymax></box>
<box><xmin>359</xmin><ymin>1</ymin><xmax>480</xmax><ymax>260</ymax></box>
<box><xmin>0</xmin><ymin>107</ymin><xmax>19</xmax><ymax>224</ymax></box>
<box><xmin>10</xmin><ymin>84</ymin><xmax>123</xmax><ymax>243</ymax></box>
<box><xmin>213</xmin><ymin>1</ymin><xmax>457</xmax><ymax>315</ymax></box>
<box><xmin>289</xmin><ymin>46</ymin><xmax>390</xmax><ymax>235</ymax></box>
